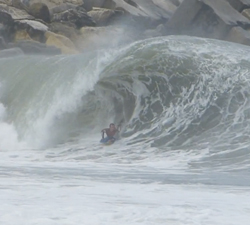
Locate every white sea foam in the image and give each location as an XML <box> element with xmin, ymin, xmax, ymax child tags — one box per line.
<box><xmin>0</xmin><ymin>103</ymin><xmax>27</xmax><ymax>150</ymax></box>
<box><xmin>0</xmin><ymin>161</ymin><xmax>249</xmax><ymax>225</ymax></box>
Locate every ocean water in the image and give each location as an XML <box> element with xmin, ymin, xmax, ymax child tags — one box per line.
<box><xmin>0</xmin><ymin>36</ymin><xmax>250</xmax><ymax>224</ymax></box>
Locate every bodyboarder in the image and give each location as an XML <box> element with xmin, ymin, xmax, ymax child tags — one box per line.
<box><xmin>100</xmin><ymin>123</ymin><xmax>121</xmax><ymax>144</ymax></box>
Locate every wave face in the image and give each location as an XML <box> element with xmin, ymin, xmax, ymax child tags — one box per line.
<box><xmin>1</xmin><ymin>36</ymin><xmax>250</xmax><ymax>160</ymax></box>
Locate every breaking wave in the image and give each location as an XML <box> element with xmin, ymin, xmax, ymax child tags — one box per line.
<box><xmin>1</xmin><ymin>35</ymin><xmax>250</xmax><ymax>166</ymax></box>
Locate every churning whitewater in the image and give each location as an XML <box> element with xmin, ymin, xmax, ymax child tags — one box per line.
<box><xmin>0</xmin><ymin>36</ymin><xmax>250</xmax><ymax>225</ymax></box>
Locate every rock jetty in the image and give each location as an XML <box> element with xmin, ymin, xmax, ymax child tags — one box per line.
<box><xmin>0</xmin><ymin>0</ymin><xmax>250</xmax><ymax>56</ymax></box>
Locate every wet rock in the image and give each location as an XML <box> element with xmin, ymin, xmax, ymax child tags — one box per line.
<box><xmin>226</xmin><ymin>26</ymin><xmax>250</xmax><ymax>45</ymax></box>
<box><xmin>51</xmin><ymin>5</ymin><xmax>95</xmax><ymax>28</ymax></box>
<box><xmin>167</xmin><ymin>0</ymin><xmax>250</xmax><ymax>39</ymax></box>
<box><xmin>28</xmin><ymin>3</ymin><xmax>50</xmax><ymax>23</ymax></box>
<box><xmin>45</xmin><ymin>31</ymin><xmax>79</xmax><ymax>54</ymax></box>
<box><xmin>8</xmin><ymin>40</ymin><xmax>61</xmax><ymax>55</ymax></box>
<box><xmin>0</xmin><ymin>47</ymin><xmax>24</xmax><ymax>58</ymax></box>
<box><xmin>88</xmin><ymin>7</ymin><xmax>123</xmax><ymax>26</ymax></box>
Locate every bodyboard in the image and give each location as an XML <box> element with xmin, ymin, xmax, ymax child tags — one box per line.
<box><xmin>102</xmin><ymin>140</ymin><xmax>114</xmax><ymax>146</ymax></box>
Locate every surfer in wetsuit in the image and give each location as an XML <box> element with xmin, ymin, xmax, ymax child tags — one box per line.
<box><xmin>100</xmin><ymin>123</ymin><xmax>121</xmax><ymax>144</ymax></box>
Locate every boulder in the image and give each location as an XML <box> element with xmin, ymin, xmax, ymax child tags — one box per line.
<box><xmin>242</xmin><ymin>8</ymin><xmax>250</xmax><ymax>20</ymax></box>
<box><xmin>14</xmin><ymin>19</ymin><xmax>48</xmax><ymax>32</ymax></box>
<box><xmin>83</xmin><ymin>0</ymin><xmax>175</xmax><ymax>30</ymax></box>
<box><xmin>0</xmin><ymin>3</ymin><xmax>33</xmax><ymax>25</ymax></box>
<box><xmin>12</xmin><ymin>0</ymin><xmax>29</xmax><ymax>10</ymax></box>
<box><xmin>76</xmin><ymin>26</ymin><xmax>131</xmax><ymax>51</ymax></box>
<box><xmin>0</xmin><ymin>47</ymin><xmax>24</xmax><ymax>58</ymax></box>
<box><xmin>28</xmin><ymin>3</ymin><xmax>50</xmax><ymax>23</ymax></box>
<box><xmin>226</xmin><ymin>0</ymin><xmax>250</xmax><ymax>12</ymax></box>
<box><xmin>201</xmin><ymin>0</ymin><xmax>250</xmax><ymax>26</ymax></box>
<box><xmin>0</xmin><ymin>4</ymin><xmax>43</xmax><ymax>41</ymax></box>
<box><xmin>226</xmin><ymin>26</ymin><xmax>250</xmax><ymax>45</ymax></box>
<box><xmin>130</xmin><ymin>0</ymin><xmax>176</xmax><ymax>20</ymax></box>
<box><xmin>84</xmin><ymin>0</ymin><xmax>176</xmax><ymax>22</ymax></box>
<box><xmin>14</xmin><ymin>29</ymin><xmax>33</xmax><ymax>41</ymax></box>
<box><xmin>8</xmin><ymin>40</ymin><xmax>61</xmax><ymax>55</ymax></box>
<box><xmin>45</xmin><ymin>31</ymin><xmax>79</xmax><ymax>54</ymax></box>
<box><xmin>50</xmin><ymin>3</ymin><xmax>77</xmax><ymax>14</ymax></box>
<box><xmin>0</xmin><ymin>0</ymin><xmax>12</xmax><ymax>5</ymax></box>
<box><xmin>151</xmin><ymin>0</ymin><xmax>177</xmax><ymax>16</ymax></box>
<box><xmin>13</xmin><ymin>20</ymin><xmax>48</xmax><ymax>42</ymax></box>
<box><xmin>166</xmin><ymin>0</ymin><xmax>250</xmax><ymax>39</ymax></box>
<box><xmin>166</xmin><ymin>0</ymin><xmax>203</xmax><ymax>30</ymax></box>
<box><xmin>110</xmin><ymin>0</ymin><xmax>147</xmax><ymax>17</ymax></box>
<box><xmin>51</xmin><ymin>5</ymin><xmax>95</xmax><ymax>28</ymax></box>
<box><xmin>87</xmin><ymin>7</ymin><xmax>123</xmax><ymax>26</ymax></box>
<box><xmin>49</xmin><ymin>22</ymin><xmax>79</xmax><ymax>43</ymax></box>
<box><xmin>82</xmin><ymin>0</ymin><xmax>106</xmax><ymax>11</ymax></box>
<box><xmin>28</xmin><ymin>0</ymin><xmax>84</xmax><ymax>9</ymax></box>
<box><xmin>84</xmin><ymin>0</ymin><xmax>177</xmax><ymax>18</ymax></box>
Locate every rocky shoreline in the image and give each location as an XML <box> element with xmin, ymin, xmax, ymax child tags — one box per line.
<box><xmin>1</xmin><ymin>0</ymin><xmax>250</xmax><ymax>57</ymax></box>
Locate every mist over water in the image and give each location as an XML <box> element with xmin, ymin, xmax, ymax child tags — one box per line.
<box><xmin>1</xmin><ymin>36</ymin><xmax>250</xmax><ymax>225</ymax></box>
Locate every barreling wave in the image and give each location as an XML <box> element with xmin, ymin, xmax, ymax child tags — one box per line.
<box><xmin>97</xmin><ymin>36</ymin><xmax>250</xmax><ymax>154</ymax></box>
<box><xmin>1</xmin><ymin>36</ymin><xmax>250</xmax><ymax>155</ymax></box>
